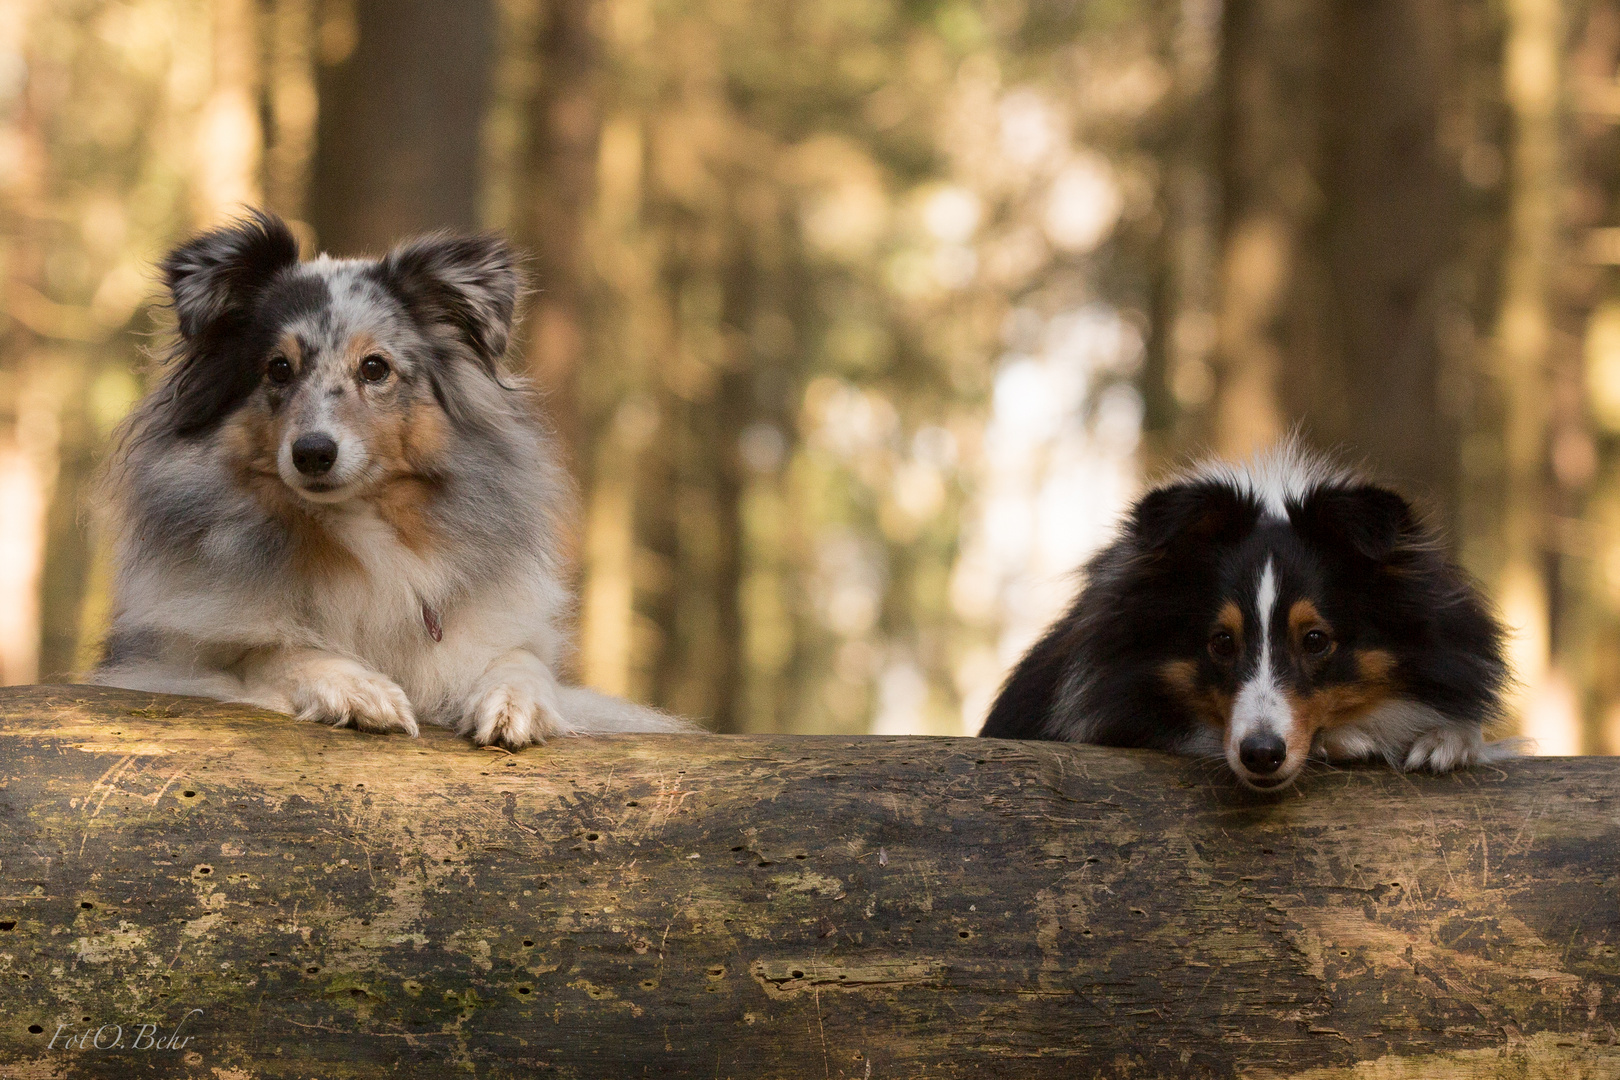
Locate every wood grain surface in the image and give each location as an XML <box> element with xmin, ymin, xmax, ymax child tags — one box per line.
<box><xmin>0</xmin><ymin>685</ymin><xmax>1616</xmax><ymax>1078</ymax></box>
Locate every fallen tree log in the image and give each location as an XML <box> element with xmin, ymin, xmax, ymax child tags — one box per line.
<box><xmin>0</xmin><ymin>685</ymin><xmax>1616</xmax><ymax>1079</ymax></box>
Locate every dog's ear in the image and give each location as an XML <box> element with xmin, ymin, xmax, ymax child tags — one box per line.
<box><xmin>376</xmin><ymin>234</ymin><xmax>520</xmax><ymax>373</ymax></box>
<box><xmin>162</xmin><ymin>210</ymin><xmax>300</xmax><ymax>341</ymax></box>
<box><xmin>159</xmin><ymin>211</ymin><xmax>302</xmax><ymax>437</ymax></box>
<box><xmin>1130</xmin><ymin>480</ymin><xmax>1257</xmax><ymax>556</ymax></box>
<box><xmin>1290</xmin><ymin>483</ymin><xmax>1418</xmax><ymax>563</ymax></box>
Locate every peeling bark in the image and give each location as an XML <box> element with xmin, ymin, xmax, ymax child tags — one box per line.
<box><xmin>0</xmin><ymin>685</ymin><xmax>1616</xmax><ymax>1078</ymax></box>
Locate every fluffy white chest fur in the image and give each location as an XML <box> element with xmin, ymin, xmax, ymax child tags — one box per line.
<box><xmin>276</xmin><ymin>502</ymin><xmax>566</xmax><ymax>724</ymax></box>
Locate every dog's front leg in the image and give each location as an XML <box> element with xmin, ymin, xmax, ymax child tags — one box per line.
<box><xmin>237</xmin><ymin>648</ymin><xmax>418</xmax><ymax>736</ymax></box>
<box><xmin>460</xmin><ymin>649</ymin><xmax>565</xmax><ymax>749</ymax></box>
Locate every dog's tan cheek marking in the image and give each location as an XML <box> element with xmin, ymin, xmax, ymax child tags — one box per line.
<box><xmin>1286</xmin><ymin>672</ymin><xmax>1396</xmax><ymax>742</ymax></box>
<box><xmin>401</xmin><ymin>395</ymin><xmax>449</xmax><ymax>471</ymax></box>
<box><xmin>1160</xmin><ymin>659</ymin><xmax>1232</xmax><ymax>731</ymax></box>
<box><xmin>219</xmin><ymin>401</ymin><xmax>281</xmax><ymax>482</ymax></box>
<box><xmin>1282</xmin><ymin>652</ymin><xmax>1398</xmax><ymax>765</ymax></box>
<box><xmin>362</xmin><ymin>385</ymin><xmax>445</xmax><ymax>555</ymax></box>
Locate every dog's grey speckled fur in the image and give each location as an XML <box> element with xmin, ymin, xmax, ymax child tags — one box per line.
<box><xmin>94</xmin><ymin>211</ymin><xmax>692</xmax><ymax>745</ymax></box>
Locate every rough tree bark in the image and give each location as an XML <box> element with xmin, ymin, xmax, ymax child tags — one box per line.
<box><xmin>0</xmin><ymin>686</ymin><xmax>1616</xmax><ymax>1077</ymax></box>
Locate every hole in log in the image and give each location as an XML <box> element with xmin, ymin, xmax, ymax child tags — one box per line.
<box><xmin>0</xmin><ymin>921</ymin><xmax>14</xmax><ymax>930</ymax></box>
<box><xmin>349</xmin><ymin>988</ymin><xmax>365</xmax><ymax>998</ymax></box>
<box><xmin>958</xmin><ymin>930</ymin><xmax>971</xmax><ymax>938</ymax></box>
<box><xmin>28</xmin><ymin>1025</ymin><xmax>42</xmax><ymax>1034</ymax></box>
<box><xmin>707</xmin><ymin>966</ymin><xmax>725</xmax><ymax>978</ymax></box>
<box><xmin>794</xmin><ymin>854</ymin><xmax>808</xmax><ymax>860</ymax></box>
<box><xmin>730</xmin><ymin>846</ymin><xmax>744</xmax><ymax>852</ymax></box>
<box><xmin>641</xmin><ymin>980</ymin><xmax>658</xmax><ymax>989</ymax></box>
<box><xmin>306</xmin><ymin>966</ymin><xmax>320</xmax><ymax>975</ymax></box>
<box><xmin>81</xmin><ymin>1016</ymin><xmax>90</xmax><ymax>1022</ymax></box>
<box><xmin>182</xmin><ymin>791</ymin><xmax>196</xmax><ymax>798</ymax></box>
<box><xmin>626</xmin><ymin>801</ymin><xmax>639</xmax><ymax>807</ymax></box>
<box><xmin>522</xmin><ymin>939</ymin><xmax>535</xmax><ymax>947</ymax></box>
<box><xmin>79</xmin><ymin>902</ymin><xmax>93</xmax><ymax>909</ymax></box>
<box><xmin>790</xmin><ymin>970</ymin><xmax>804</xmax><ymax>979</ymax></box>
<box><xmin>196</xmin><ymin>867</ymin><xmax>212</xmax><ymax>875</ymax></box>
<box><xmin>517</xmin><ymin>986</ymin><xmax>532</xmax><ymax>995</ymax></box>
<box><xmin>586</xmin><ymin>834</ymin><xmax>599</xmax><ymax>842</ymax></box>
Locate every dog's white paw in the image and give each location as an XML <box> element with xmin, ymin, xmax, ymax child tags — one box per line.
<box><xmin>461</xmin><ymin>673</ymin><xmax>564</xmax><ymax>749</ymax></box>
<box><xmin>290</xmin><ymin>660</ymin><xmax>418</xmax><ymax>737</ymax></box>
<box><xmin>1403</xmin><ymin>726</ymin><xmax>1488</xmax><ymax>773</ymax></box>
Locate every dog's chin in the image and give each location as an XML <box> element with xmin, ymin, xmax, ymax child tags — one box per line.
<box><xmin>1227</xmin><ymin>754</ymin><xmax>1302</xmax><ymax>792</ymax></box>
<box><xmin>1236</xmin><ymin>772</ymin><xmax>1296</xmax><ymax>792</ymax></box>
<box><xmin>280</xmin><ymin>474</ymin><xmax>363</xmax><ymax>505</ymax></box>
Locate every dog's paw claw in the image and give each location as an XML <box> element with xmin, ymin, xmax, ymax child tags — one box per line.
<box><xmin>292</xmin><ymin>664</ymin><xmax>417</xmax><ymax>736</ymax></box>
<box><xmin>463</xmin><ymin>681</ymin><xmax>563</xmax><ymax>749</ymax></box>
<box><xmin>1402</xmin><ymin>727</ymin><xmax>1481</xmax><ymax>773</ymax></box>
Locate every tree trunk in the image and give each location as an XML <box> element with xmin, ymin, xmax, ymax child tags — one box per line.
<box><xmin>1</xmin><ymin>685</ymin><xmax>1616</xmax><ymax>1078</ymax></box>
<box><xmin>1494</xmin><ymin>0</ymin><xmax>1564</xmax><ymax>747</ymax></box>
<box><xmin>1314</xmin><ymin>0</ymin><xmax>1462</xmax><ymax>513</ymax></box>
<box><xmin>308</xmin><ymin>0</ymin><xmax>497</xmax><ymax>254</ymax></box>
<box><xmin>514</xmin><ymin>0</ymin><xmax>603</xmax><ymax>479</ymax></box>
<box><xmin>1213</xmin><ymin>0</ymin><xmax>1324</xmax><ymax>460</ymax></box>
<box><xmin>1215</xmin><ymin>0</ymin><xmax>1466</xmax><ymax>516</ymax></box>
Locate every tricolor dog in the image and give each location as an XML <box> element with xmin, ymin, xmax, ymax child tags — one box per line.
<box><xmin>981</xmin><ymin>448</ymin><xmax>1518</xmax><ymax>790</ymax></box>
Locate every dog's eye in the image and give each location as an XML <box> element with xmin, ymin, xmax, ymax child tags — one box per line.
<box><xmin>1303</xmin><ymin>629</ymin><xmax>1333</xmax><ymax>655</ymax></box>
<box><xmin>359</xmin><ymin>355</ymin><xmax>391</xmax><ymax>383</ymax></box>
<box><xmin>267</xmin><ymin>357</ymin><xmax>293</xmax><ymax>385</ymax></box>
<box><xmin>1208</xmin><ymin>629</ymin><xmax>1237</xmax><ymax>662</ymax></box>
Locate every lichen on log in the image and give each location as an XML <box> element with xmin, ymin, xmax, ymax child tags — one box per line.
<box><xmin>0</xmin><ymin>685</ymin><xmax>1616</xmax><ymax>1078</ymax></box>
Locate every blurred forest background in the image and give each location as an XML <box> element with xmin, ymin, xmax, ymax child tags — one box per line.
<box><xmin>3</xmin><ymin>0</ymin><xmax>1620</xmax><ymax>753</ymax></box>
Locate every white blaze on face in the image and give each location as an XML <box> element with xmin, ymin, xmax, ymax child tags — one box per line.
<box><xmin>1228</xmin><ymin>557</ymin><xmax>1293</xmax><ymax>760</ymax></box>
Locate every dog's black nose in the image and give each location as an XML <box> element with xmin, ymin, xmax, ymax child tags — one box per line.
<box><xmin>291</xmin><ymin>433</ymin><xmax>339</xmax><ymax>476</ymax></box>
<box><xmin>1238</xmin><ymin>734</ymin><xmax>1287</xmax><ymax>775</ymax></box>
